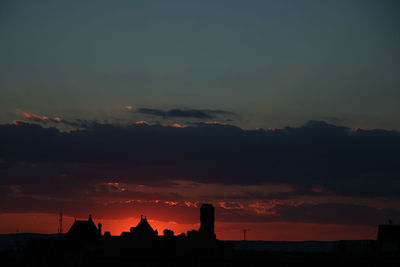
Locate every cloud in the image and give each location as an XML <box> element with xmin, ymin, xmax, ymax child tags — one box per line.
<box><xmin>216</xmin><ymin>202</ymin><xmax>400</xmax><ymax>225</ymax></box>
<box><xmin>12</xmin><ymin>120</ymin><xmax>33</xmax><ymax>126</ymax></box>
<box><xmin>219</xmin><ymin>201</ymin><xmax>245</xmax><ymax>210</ymax></box>
<box><xmin>1</xmin><ymin>187</ymin><xmax>398</xmax><ymax>226</ymax></box>
<box><xmin>1</xmin><ymin>120</ymin><xmax>399</xmax><ymax>196</ymax></box>
<box><xmin>136</xmin><ymin>108</ymin><xmax>234</xmax><ymax>119</ymax></box>
<box><xmin>17</xmin><ymin>110</ymin><xmax>64</xmax><ymax>124</ymax></box>
<box><xmin>320</xmin><ymin>116</ymin><xmax>348</xmax><ymax>125</ymax></box>
<box><xmin>16</xmin><ymin>110</ymin><xmax>126</xmax><ymax>129</ymax></box>
<box><xmin>15</xmin><ymin>109</ymin><xmax>86</xmax><ymax>127</ymax></box>
<box><xmin>171</xmin><ymin>123</ymin><xmax>186</xmax><ymax>128</ymax></box>
<box><xmin>135</xmin><ymin>121</ymin><xmax>149</xmax><ymax>125</ymax></box>
<box><xmin>125</xmin><ymin>105</ymin><xmax>133</xmax><ymax>110</ymax></box>
<box><xmin>1</xmin><ymin>120</ymin><xmax>400</xmax><ymax>225</ymax></box>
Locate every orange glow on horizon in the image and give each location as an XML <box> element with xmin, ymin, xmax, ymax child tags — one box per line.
<box><xmin>0</xmin><ymin>213</ymin><xmax>377</xmax><ymax>241</ymax></box>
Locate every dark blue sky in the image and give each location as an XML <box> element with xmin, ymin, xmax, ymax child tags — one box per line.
<box><xmin>1</xmin><ymin>0</ymin><xmax>399</xmax><ymax>129</ymax></box>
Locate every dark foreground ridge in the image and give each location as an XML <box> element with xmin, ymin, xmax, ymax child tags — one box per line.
<box><xmin>1</xmin><ymin>204</ymin><xmax>400</xmax><ymax>266</ymax></box>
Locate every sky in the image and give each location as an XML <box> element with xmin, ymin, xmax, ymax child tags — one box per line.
<box><xmin>0</xmin><ymin>0</ymin><xmax>400</xmax><ymax>240</ymax></box>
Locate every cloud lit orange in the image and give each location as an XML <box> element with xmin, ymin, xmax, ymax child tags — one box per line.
<box><xmin>16</xmin><ymin>109</ymin><xmax>65</xmax><ymax>123</ymax></box>
<box><xmin>135</xmin><ymin>120</ymin><xmax>148</xmax><ymax>125</ymax></box>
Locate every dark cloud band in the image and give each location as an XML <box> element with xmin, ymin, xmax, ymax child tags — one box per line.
<box><xmin>1</xmin><ymin>120</ymin><xmax>400</xmax><ymax>225</ymax></box>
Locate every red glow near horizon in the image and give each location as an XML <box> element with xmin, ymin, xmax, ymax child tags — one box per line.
<box><xmin>0</xmin><ymin>213</ymin><xmax>377</xmax><ymax>241</ymax></box>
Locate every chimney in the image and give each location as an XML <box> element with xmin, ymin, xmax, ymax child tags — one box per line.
<box><xmin>98</xmin><ymin>222</ymin><xmax>102</xmax><ymax>236</ymax></box>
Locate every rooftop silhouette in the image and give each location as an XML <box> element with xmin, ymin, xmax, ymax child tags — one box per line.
<box><xmin>13</xmin><ymin>205</ymin><xmax>400</xmax><ymax>267</ymax></box>
<box><xmin>66</xmin><ymin>203</ymin><xmax>217</xmax><ymax>243</ymax></box>
<box><xmin>67</xmin><ymin>214</ymin><xmax>99</xmax><ymax>240</ymax></box>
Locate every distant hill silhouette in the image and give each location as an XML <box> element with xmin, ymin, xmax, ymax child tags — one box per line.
<box><xmin>0</xmin><ymin>233</ymin><xmax>63</xmax><ymax>250</ymax></box>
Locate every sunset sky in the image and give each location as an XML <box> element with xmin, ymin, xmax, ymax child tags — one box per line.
<box><xmin>1</xmin><ymin>0</ymin><xmax>400</xmax><ymax>240</ymax></box>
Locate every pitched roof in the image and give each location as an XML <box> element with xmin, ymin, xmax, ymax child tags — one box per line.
<box><xmin>67</xmin><ymin>216</ymin><xmax>98</xmax><ymax>239</ymax></box>
<box><xmin>135</xmin><ymin>216</ymin><xmax>155</xmax><ymax>233</ymax></box>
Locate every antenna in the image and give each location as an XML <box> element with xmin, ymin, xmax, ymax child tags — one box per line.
<box><xmin>243</xmin><ymin>229</ymin><xmax>250</xmax><ymax>241</ymax></box>
<box><xmin>58</xmin><ymin>212</ymin><xmax>63</xmax><ymax>234</ymax></box>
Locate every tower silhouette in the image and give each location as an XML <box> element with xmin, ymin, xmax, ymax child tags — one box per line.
<box><xmin>58</xmin><ymin>213</ymin><xmax>63</xmax><ymax>234</ymax></box>
<box><xmin>199</xmin><ymin>203</ymin><xmax>215</xmax><ymax>238</ymax></box>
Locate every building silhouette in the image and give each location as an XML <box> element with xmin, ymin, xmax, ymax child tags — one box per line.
<box><xmin>129</xmin><ymin>215</ymin><xmax>158</xmax><ymax>238</ymax></box>
<box><xmin>20</xmin><ymin>205</ymin><xmax>400</xmax><ymax>266</ymax></box>
<box><xmin>64</xmin><ymin>204</ymin><xmax>216</xmax><ymax>242</ymax></box>
<box><xmin>378</xmin><ymin>224</ymin><xmax>400</xmax><ymax>254</ymax></box>
<box><xmin>199</xmin><ymin>203</ymin><xmax>216</xmax><ymax>239</ymax></box>
<box><xmin>67</xmin><ymin>214</ymin><xmax>99</xmax><ymax>240</ymax></box>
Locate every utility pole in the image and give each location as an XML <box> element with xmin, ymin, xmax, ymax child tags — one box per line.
<box><xmin>243</xmin><ymin>229</ymin><xmax>249</xmax><ymax>241</ymax></box>
<box><xmin>58</xmin><ymin>212</ymin><xmax>63</xmax><ymax>234</ymax></box>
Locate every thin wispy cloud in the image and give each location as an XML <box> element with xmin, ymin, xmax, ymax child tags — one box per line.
<box><xmin>16</xmin><ymin>109</ymin><xmax>64</xmax><ymax>124</ymax></box>
<box><xmin>135</xmin><ymin>108</ymin><xmax>235</xmax><ymax>119</ymax></box>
